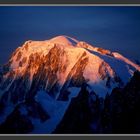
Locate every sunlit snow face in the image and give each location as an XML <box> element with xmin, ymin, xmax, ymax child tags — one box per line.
<box><xmin>4</xmin><ymin>35</ymin><xmax>140</xmax><ymax>100</ymax></box>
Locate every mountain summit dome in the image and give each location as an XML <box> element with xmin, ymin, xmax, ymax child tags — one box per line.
<box><xmin>49</xmin><ymin>35</ymin><xmax>79</xmax><ymax>46</ymax></box>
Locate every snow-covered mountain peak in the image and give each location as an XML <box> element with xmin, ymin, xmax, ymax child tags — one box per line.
<box><xmin>1</xmin><ymin>35</ymin><xmax>140</xmax><ymax>133</ymax></box>
<box><xmin>12</xmin><ymin>35</ymin><xmax>79</xmax><ymax>59</ymax></box>
<box><xmin>49</xmin><ymin>35</ymin><xmax>71</xmax><ymax>45</ymax></box>
<box><xmin>49</xmin><ymin>35</ymin><xmax>79</xmax><ymax>46</ymax></box>
<box><xmin>1</xmin><ymin>35</ymin><xmax>140</xmax><ymax>98</ymax></box>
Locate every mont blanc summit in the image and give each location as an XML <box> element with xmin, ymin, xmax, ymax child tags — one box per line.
<box><xmin>0</xmin><ymin>35</ymin><xmax>140</xmax><ymax>134</ymax></box>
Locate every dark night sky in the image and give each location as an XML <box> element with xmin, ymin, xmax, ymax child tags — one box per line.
<box><xmin>0</xmin><ymin>6</ymin><xmax>140</xmax><ymax>65</ymax></box>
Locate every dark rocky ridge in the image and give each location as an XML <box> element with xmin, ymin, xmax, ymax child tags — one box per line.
<box><xmin>54</xmin><ymin>71</ymin><xmax>140</xmax><ymax>134</ymax></box>
<box><xmin>0</xmin><ymin>100</ymin><xmax>50</xmax><ymax>134</ymax></box>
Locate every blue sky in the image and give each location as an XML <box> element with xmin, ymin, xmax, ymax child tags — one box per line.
<box><xmin>0</xmin><ymin>6</ymin><xmax>140</xmax><ymax>64</ymax></box>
